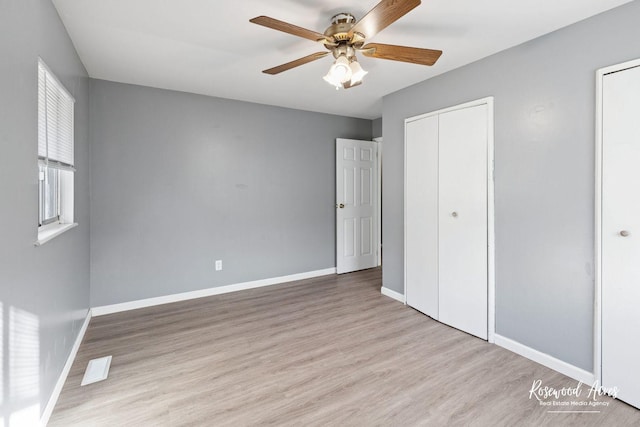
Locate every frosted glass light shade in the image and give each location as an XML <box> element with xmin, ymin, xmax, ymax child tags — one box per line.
<box><xmin>323</xmin><ymin>55</ymin><xmax>353</xmax><ymax>88</ymax></box>
<box><xmin>349</xmin><ymin>60</ymin><xmax>368</xmax><ymax>84</ymax></box>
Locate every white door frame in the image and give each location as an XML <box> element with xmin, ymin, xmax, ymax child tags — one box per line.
<box><xmin>374</xmin><ymin>137</ymin><xmax>383</xmax><ymax>267</ymax></box>
<box><xmin>594</xmin><ymin>57</ymin><xmax>640</xmax><ymax>384</ymax></box>
<box><xmin>403</xmin><ymin>97</ymin><xmax>496</xmax><ymax>343</ymax></box>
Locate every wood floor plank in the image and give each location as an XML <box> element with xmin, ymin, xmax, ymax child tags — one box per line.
<box><xmin>49</xmin><ymin>268</ymin><xmax>640</xmax><ymax>426</ymax></box>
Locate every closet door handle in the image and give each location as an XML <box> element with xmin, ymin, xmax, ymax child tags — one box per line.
<box><xmin>620</xmin><ymin>230</ymin><xmax>630</xmax><ymax>237</ymax></box>
<box><xmin>452</xmin><ymin>211</ymin><xmax>458</xmax><ymax>218</ymax></box>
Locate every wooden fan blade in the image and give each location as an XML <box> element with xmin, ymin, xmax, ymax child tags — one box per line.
<box><xmin>361</xmin><ymin>43</ymin><xmax>442</xmax><ymax>66</ymax></box>
<box><xmin>263</xmin><ymin>52</ymin><xmax>329</xmax><ymax>75</ymax></box>
<box><xmin>350</xmin><ymin>0</ymin><xmax>421</xmax><ymax>39</ymax></box>
<box><xmin>250</xmin><ymin>16</ymin><xmax>330</xmax><ymax>43</ymax></box>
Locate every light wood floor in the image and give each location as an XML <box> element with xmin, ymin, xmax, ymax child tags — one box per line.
<box><xmin>49</xmin><ymin>268</ymin><xmax>640</xmax><ymax>426</ymax></box>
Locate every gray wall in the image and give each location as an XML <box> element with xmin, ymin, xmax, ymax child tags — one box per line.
<box><xmin>0</xmin><ymin>0</ymin><xmax>90</xmax><ymax>423</ymax></box>
<box><xmin>89</xmin><ymin>80</ymin><xmax>372</xmax><ymax>307</ymax></box>
<box><xmin>382</xmin><ymin>1</ymin><xmax>640</xmax><ymax>371</ymax></box>
<box><xmin>372</xmin><ymin>118</ymin><xmax>382</xmax><ymax>139</ymax></box>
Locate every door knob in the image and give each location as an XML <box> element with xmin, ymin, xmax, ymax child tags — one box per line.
<box><xmin>452</xmin><ymin>212</ymin><xmax>458</xmax><ymax>218</ymax></box>
<box><xmin>336</xmin><ymin>203</ymin><xmax>345</xmax><ymax>209</ymax></box>
<box><xmin>620</xmin><ymin>230</ymin><xmax>630</xmax><ymax>237</ymax></box>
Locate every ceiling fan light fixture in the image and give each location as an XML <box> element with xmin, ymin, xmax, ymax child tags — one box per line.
<box><xmin>322</xmin><ymin>72</ymin><xmax>342</xmax><ymax>89</ymax></box>
<box><xmin>349</xmin><ymin>60</ymin><xmax>368</xmax><ymax>84</ymax></box>
<box><xmin>333</xmin><ymin>55</ymin><xmax>352</xmax><ymax>83</ymax></box>
<box><xmin>324</xmin><ymin>55</ymin><xmax>352</xmax><ymax>88</ymax></box>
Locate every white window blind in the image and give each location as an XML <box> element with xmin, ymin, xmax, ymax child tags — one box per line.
<box><xmin>38</xmin><ymin>59</ymin><xmax>74</xmax><ymax>168</ymax></box>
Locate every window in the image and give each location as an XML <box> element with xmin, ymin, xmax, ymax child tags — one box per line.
<box><xmin>36</xmin><ymin>59</ymin><xmax>76</xmax><ymax>245</ymax></box>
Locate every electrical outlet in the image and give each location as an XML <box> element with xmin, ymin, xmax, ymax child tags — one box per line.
<box><xmin>215</xmin><ymin>260</ymin><xmax>222</xmax><ymax>271</ymax></box>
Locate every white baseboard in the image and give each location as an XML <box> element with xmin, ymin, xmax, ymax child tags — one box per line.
<box><xmin>381</xmin><ymin>286</ymin><xmax>405</xmax><ymax>303</ymax></box>
<box><xmin>494</xmin><ymin>334</ymin><xmax>595</xmax><ymax>385</ymax></box>
<box><xmin>41</xmin><ymin>309</ymin><xmax>92</xmax><ymax>426</ymax></box>
<box><xmin>92</xmin><ymin>268</ymin><xmax>337</xmax><ymax>316</ymax></box>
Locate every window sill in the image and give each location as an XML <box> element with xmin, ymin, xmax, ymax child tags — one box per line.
<box><xmin>35</xmin><ymin>223</ymin><xmax>78</xmax><ymax>246</ymax></box>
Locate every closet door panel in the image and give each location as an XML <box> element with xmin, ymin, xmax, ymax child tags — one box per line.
<box><xmin>438</xmin><ymin>105</ymin><xmax>488</xmax><ymax>339</ymax></box>
<box><xmin>602</xmin><ymin>64</ymin><xmax>640</xmax><ymax>409</ymax></box>
<box><xmin>405</xmin><ymin>116</ymin><xmax>439</xmax><ymax>318</ymax></box>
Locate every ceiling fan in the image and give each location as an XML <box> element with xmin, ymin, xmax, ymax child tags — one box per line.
<box><xmin>250</xmin><ymin>0</ymin><xmax>442</xmax><ymax>90</ymax></box>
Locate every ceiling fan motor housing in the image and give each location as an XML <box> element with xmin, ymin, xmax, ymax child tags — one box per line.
<box><xmin>325</xmin><ymin>13</ymin><xmax>356</xmax><ymax>42</ymax></box>
<box><xmin>324</xmin><ymin>13</ymin><xmax>364</xmax><ymax>59</ymax></box>
<box><xmin>332</xmin><ymin>44</ymin><xmax>356</xmax><ymax>60</ymax></box>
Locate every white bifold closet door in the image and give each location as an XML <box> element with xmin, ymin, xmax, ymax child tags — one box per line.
<box><xmin>406</xmin><ymin>103</ymin><xmax>488</xmax><ymax>340</ymax></box>
<box><xmin>601</xmin><ymin>64</ymin><xmax>640</xmax><ymax>409</ymax></box>
<box><xmin>438</xmin><ymin>105</ymin><xmax>488</xmax><ymax>340</ymax></box>
<box><xmin>405</xmin><ymin>116</ymin><xmax>439</xmax><ymax>318</ymax></box>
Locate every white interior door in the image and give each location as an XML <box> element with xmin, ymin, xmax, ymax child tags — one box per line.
<box><xmin>405</xmin><ymin>116</ymin><xmax>439</xmax><ymax>318</ymax></box>
<box><xmin>438</xmin><ymin>105</ymin><xmax>488</xmax><ymax>340</ymax></box>
<box><xmin>602</xmin><ymin>64</ymin><xmax>640</xmax><ymax>409</ymax></box>
<box><xmin>336</xmin><ymin>139</ymin><xmax>378</xmax><ymax>274</ymax></box>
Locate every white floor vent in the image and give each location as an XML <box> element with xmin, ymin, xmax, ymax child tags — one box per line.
<box><xmin>81</xmin><ymin>355</ymin><xmax>112</xmax><ymax>386</ymax></box>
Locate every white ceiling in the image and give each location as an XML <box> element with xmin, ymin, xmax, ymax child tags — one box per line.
<box><xmin>52</xmin><ymin>0</ymin><xmax>631</xmax><ymax>119</ymax></box>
